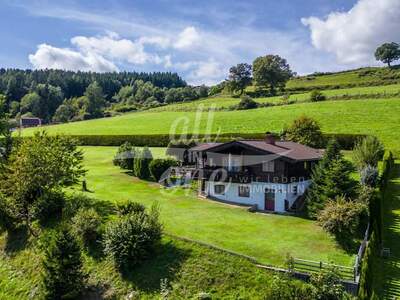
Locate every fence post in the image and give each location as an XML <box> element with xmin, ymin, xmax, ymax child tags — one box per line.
<box><xmin>320</xmin><ymin>261</ymin><xmax>323</xmax><ymax>270</ymax></box>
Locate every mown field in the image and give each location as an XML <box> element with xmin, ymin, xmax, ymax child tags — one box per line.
<box><xmin>23</xmin><ymin>98</ymin><xmax>400</xmax><ymax>155</ymax></box>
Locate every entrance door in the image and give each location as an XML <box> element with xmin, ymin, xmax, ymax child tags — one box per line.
<box><xmin>265</xmin><ymin>188</ymin><xmax>275</xmax><ymax>211</ymax></box>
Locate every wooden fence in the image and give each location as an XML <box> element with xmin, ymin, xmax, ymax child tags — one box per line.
<box><xmin>292</xmin><ymin>258</ymin><xmax>356</xmax><ymax>281</ymax></box>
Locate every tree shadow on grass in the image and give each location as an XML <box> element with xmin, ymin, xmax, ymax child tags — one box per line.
<box><xmin>120</xmin><ymin>240</ymin><xmax>191</xmax><ymax>293</ymax></box>
<box><xmin>4</xmin><ymin>225</ymin><xmax>29</xmax><ymax>255</ymax></box>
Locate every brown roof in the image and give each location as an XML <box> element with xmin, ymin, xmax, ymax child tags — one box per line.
<box><xmin>189</xmin><ymin>142</ymin><xmax>222</xmax><ymax>151</ymax></box>
<box><xmin>190</xmin><ymin>140</ymin><xmax>323</xmax><ymax>161</ymax></box>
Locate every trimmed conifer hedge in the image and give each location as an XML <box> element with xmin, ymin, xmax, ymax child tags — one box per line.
<box><xmin>10</xmin><ymin>132</ymin><xmax>368</xmax><ymax>149</ymax></box>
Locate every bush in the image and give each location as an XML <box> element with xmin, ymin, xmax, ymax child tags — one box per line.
<box><xmin>134</xmin><ymin>147</ymin><xmax>153</xmax><ymax>179</ymax></box>
<box><xmin>149</xmin><ymin>158</ymin><xmax>179</xmax><ymax>181</ymax></box>
<box><xmin>116</xmin><ymin>200</ymin><xmax>145</xmax><ymax>216</ymax></box>
<box><xmin>103</xmin><ymin>202</ymin><xmax>162</xmax><ymax>271</ymax></box>
<box><xmin>32</xmin><ymin>189</ymin><xmax>65</xmax><ymax>223</ymax></box>
<box><xmin>42</xmin><ymin>228</ymin><xmax>86</xmax><ymax>299</ymax></box>
<box><xmin>264</xmin><ymin>275</ymin><xmax>314</xmax><ymax>300</ymax></box>
<box><xmin>236</xmin><ymin>95</ymin><xmax>258</xmax><ymax>110</ymax></box>
<box><xmin>317</xmin><ymin>196</ymin><xmax>368</xmax><ymax>236</ymax></box>
<box><xmin>360</xmin><ymin>165</ymin><xmax>379</xmax><ymax>187</ymax></box>
<box><xmin>309</xmin><ymin>90</ymin><xmax>326</xmax><ymax>102</ymax></box>
<box><xmin>63</xmin><ymin>194</ymin><xmax>94</xmax><ymax>218</ymax></box>
<box><xmin>310</xmin><ymin>269</ymin><xmax>350</xmax><ymax>299</ymax></box>
<box><xmin>0</xmin><ymin>194</ymin><xmax>15</xmax><ymax>231</ymax></box>
<box><xmin>282</xmin><ymin>115</ymin><xmax>324</xmax><ymax>148</ymax></box>
<box><xmin>113</xmin><ymin>142</ymin><xmax>135</xmax><ymax>170</ymax></box>
<box><xmin>71</xmin><ymin>208</ymin><xmax>102</xmax><ymax>246</ymax></box>
<box><xmin>352</xmin><ymin>136</ymin><xmax>384</xmax><ymax>170</ymax></box>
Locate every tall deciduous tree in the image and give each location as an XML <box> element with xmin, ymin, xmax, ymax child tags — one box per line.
<box><xmin>0</xmin><ymin>132</ymin><xmax>85</xmax><ymax>234</ymax></box>
<box><xmin>375</xmin><ymin>42</ymin><xmax>400</xmax><ymax>67</ymax></box>
<box><xmin>227</xmin><ymin>63</ymin><xmax>252</xmax><ymax>95</ymax></box>
<box><xmin>252</xmin><ymin>54</ymin><xmax>294</xmax><ymax>94</ymax></box>
<box><xmin>282</xmin><ymin>115</ymin><xmax>324</xmax><ymax>148</ymax></box>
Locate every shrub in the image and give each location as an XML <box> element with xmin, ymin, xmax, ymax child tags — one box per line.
<box><xmin>360</xmin><ymin>165</ymin><xmax>379</xmax><ymax>187</ymax></box>
<box><xmin>0</xmin><ymin>194</ymin><xmax>15</xmax><ymax>231</ymax></box>
<box><xmin>236</xmin><ymin>95</ymin><xmax>258</xmax><ymax>110</ymax></box>
<box><xmin>63</xmin><ymin>194</ymin><xmax>94</xmax><ymax>218</ymax></box>
<box><xmin>116</xmin><ymin>200</ymin><xmax>145</xmax><ymax>216</ymax></box>
<box><xmin>282</xmin><ymin>115</ymin><xmax>324</xmax><ymax>148</ymax></box>
<box><xmin>309</xmin><ymin>90</ymin><xmax>326</xmax><ymax>102</ymax></box>
<box><xmin>113</xmin><ymin>142</ymin><xmax>135</xmax><ymax>170</ymax></box>
<box><xmin>317</xmin><ymin>196</ymin><xmax>368</xmax><ymax>236</ymax></box>
<box><xmin>71</xmin><ymin>208</ymin><xmax>102</xmax><ymax>246</ymax></box>
<box><xmin>149</xmin><ymin>158</ymin><xmax>179</xmax><ymax>181</ymax></box>
<box><xmin>134</xmin><ymin>147</ymin><xmax>153</xmax><ymax>179</ymax></box>
<box><xmin>352</xmin><ymin>136</ymin><xmax>384</xmax><ymax>170</ymax></box>
<box><xmin>42</xmin><ymin>228</ymin><xmax>86</xmax><ymax>299</ymax></box>
<box><xmin>32</xmin><ymin>189</ymin><xmax>65</xmax><ymax>223</ymax></box>
<box><xmin>264</xmin><ymin>275</ymin><xmax>314</xmax><ymax>300</ymax></box>
<box><xmin>310</xmin><ymin>269</ymin><xmax>350</xmax><ymax>299</ymax></box>
<box><xmin>103</xmin><ymin>202</ymin><xmax>162</xmax><ymax>271</ymax></box>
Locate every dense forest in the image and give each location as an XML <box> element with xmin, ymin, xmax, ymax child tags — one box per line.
<box><xmin>0</xmin><ymin>69</ymin><xmax>208</xmax><ymax>123</ymax></box>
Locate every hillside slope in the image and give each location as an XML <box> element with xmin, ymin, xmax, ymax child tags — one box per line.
<box><xmin>23</xmin><ymin>98</ymin><xmax>400</xmax><ymax>155</ymax></box>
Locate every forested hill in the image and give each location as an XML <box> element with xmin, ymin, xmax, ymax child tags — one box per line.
<box><xmin>0</xmin><ymin>69</ymin><xmax>211</xmax><ymax>124</ymax></box>
<box><xmin>0</xmin><ymin>69</ymin><xmax>186</xmax><ymax>101</ymax></box>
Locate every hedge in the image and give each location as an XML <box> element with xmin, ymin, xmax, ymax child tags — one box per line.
<box><xmin>10</xmin><ymin>132</ymin><xmax>367</xmax><ymax>149</ymax></box>
<box><xmin>358</xmin><ymin>150</ymin><xmax>395</xmax><ymax>299</ymax></box>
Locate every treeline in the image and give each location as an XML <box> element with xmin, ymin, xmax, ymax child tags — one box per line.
<box><xmin>0</xmin><ymin>68</ymin><xmax>209</xmax><ymax>124</ymax></box>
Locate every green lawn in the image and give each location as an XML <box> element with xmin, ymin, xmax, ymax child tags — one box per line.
<box><xmin>23</xmin><ymin>99</ymin><xmax>400</xmax><ymax>156</ymax></box>
<box><xmin>374</xmin><ymin>162</ymin><xmax>400</xmax><ymax>299</ymax></box>
<box><xmin>75</xmin><ymin>146</ymin><xmax>354</xmax><ymax>267</ymax></box>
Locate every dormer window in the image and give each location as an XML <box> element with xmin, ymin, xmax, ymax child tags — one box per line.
<box><xmin>262</xmin><ymin>160</ymin><xmax>275</xmax><ymax>172</ymax></box>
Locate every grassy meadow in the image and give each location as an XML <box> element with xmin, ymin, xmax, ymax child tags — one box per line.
<box><xmin>23</xmin><ymin>98</ymin><xmax>400</xmax><ymax>155</ymax></box>
<box><xmin>286</xmin><ymin>67</ymin><xmax>400</xmax><ymax>90</ymax></box>
<box><xmin>74</xmin><ymin>146</ymin><xmax>354</xmax><ymax>267</ymax></box>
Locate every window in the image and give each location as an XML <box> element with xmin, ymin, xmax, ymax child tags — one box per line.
<box><xmin>214</xmin><ymin>184</ymin><xmax>225</xmax><ymax>195</ymax></box>
<box><xmin>262</xmin><ymin>160</ymin><xmax>275</xmax><ymax>172</ymax></box>
<box><xmin>238</xmin><ymin>185</ymin><xmax>250</xmax><ymax>197</ymax></box>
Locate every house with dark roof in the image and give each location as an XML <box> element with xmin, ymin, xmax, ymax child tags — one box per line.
<box><xmin>20</xmin><ymin>117</ymin><xmax>42</xmax><ymax>128</ymax></box>
<box><xmin>186</xmin><ymin>133</ymin><xmax>323</xmax><ymax>213</ymax></box>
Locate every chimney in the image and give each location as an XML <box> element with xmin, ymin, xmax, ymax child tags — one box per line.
<box><xmin>265</xmin><ymin>132</ymin><xmax>275</xmax><ymax>145</ymax></box>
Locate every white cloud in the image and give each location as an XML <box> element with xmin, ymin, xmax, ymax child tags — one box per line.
<box><xmin>28</xmin><ymin>43</ymin><xmax>118</xmax><ymax>72</ymax></box>
<box><xmin>174</xmin><ymin>26</ymin><xmax>201</xmax><ymax>50</ymax></box>
<box><xmin>302</xmin><ymin>0</ymin><xmax>400</xmax><ymax>65</ymax></box>
<box><xmin>177</xmin><ymin>60</ymin><xmax>225</xmax><ymax>86</ymax></box>
<box><xmin>71</xmin><ymin>34</ymin><xmax>152</xmax><ymax>65</ymax></box>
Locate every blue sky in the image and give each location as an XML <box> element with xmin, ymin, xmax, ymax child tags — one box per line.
<box><xmin>1</xmin><ymin>0</ymin><xmax>399</xmax><ymax>85</ymax></box>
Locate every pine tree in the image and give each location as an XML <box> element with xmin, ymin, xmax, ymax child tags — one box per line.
<box><xmin>134</xmin><ymin>147</ymin><xmax>153</xmax><ymax>179</ymax></box>
<box><xmin>42</xmin><ymin>228</ymin><xmax>86</xmax><ymax>299</ymax></box>
<box><xmin>306</xmin><ymin>139</ymin><xmax>357</xmax><ymax>218</ymax></box>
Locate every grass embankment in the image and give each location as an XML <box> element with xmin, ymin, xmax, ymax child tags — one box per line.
<box><xmin>374</xmin><ymin>162</ymin><xmax>400</xmax><ymax>299</ymax></box>
<box><xmin>23</xmin><ymin>99</ymin><xmax>400</xmax><ymax>155</ymax></box>
<box><xmin>286</xmin><ymin>66</ymin><xmax>400</xmax><ymax>90</ymax></box>
<box><xmin>151</xmin><ymin>83</ymin><xmax>400</xmax><ymax>112</ymax></box>
<box><xmin>0</xmin><ymin>231</ymin><xmax>280</xmax><ymax>299</ymax></box>
<box><xmin>76</xmin><ymin>146</ymin><xmax>353</xmax><ymax>267</ymax></box>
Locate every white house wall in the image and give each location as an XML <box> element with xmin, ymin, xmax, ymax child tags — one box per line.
<box><xmin>205</xmin><ymin>180</ymin><xmax>311</xmax><ymax>213</ymax></box>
